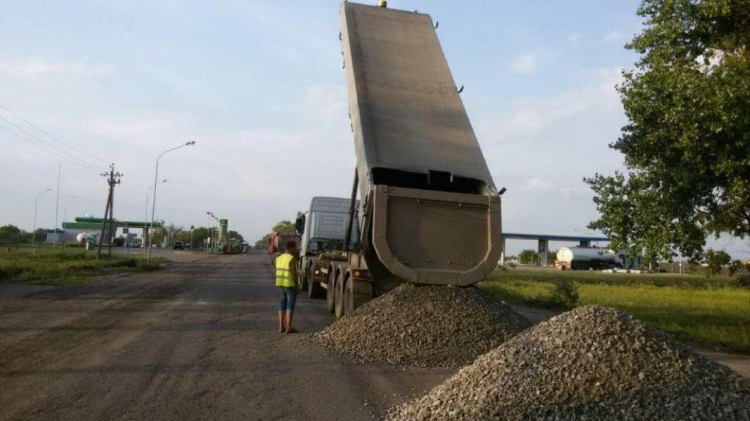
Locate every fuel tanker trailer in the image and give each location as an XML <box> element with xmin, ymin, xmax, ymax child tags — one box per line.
<box><xmin>298</xmin><ymin>1</ymin><xmax>504</xmax><ymax>318</ymax></box>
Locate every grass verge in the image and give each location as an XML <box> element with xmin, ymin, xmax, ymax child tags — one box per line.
<box><xmin>0</xmin><ymin>250</ymin><xmax>162</xmax><ymax>286</ymax></box>
<box><xmin>480</xmin><ymin>269</ymin><xmax>750</xmax><ymax>354</ymax></box>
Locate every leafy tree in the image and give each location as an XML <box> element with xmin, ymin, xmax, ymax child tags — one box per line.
<box><xmin>518</xmin><ymin>249</ymin><xmax>539</xmax><ymax>265</ymax></box>
<box><xmin>585</xmin><ymin>0</ymin><xmax>750</xmax><ymax>266</ymax></box>
<box><xmin>704</xmin><ymin>249</ymin><xmax>732</xmax><ymax>276</ymax></box>
<box><xmin>272</xmin><ymin>220</ymin><xmax>295</xmax><ymax>232</ymax></box>
<box><xmin>32</xmin><ymin>228</ymin><xmax>46</xmax><ymax>243</ymax></box>
<box><xmin>0</xmin><ymin>225</ymin><xmax>24</xmax><ymax>245</ymax></box>
<box><xmin>228</xmin><ymin>230</ymin><xmax>244</xmax><ymax>243</ymax></box>
<box><xmin>190</xmin><ymin>227</ymin><xmax>209</xmax><ymax>247</ymax></box>
<box><xmin>254</xmin><ymin>233</ymin><xmax>272</xmax><ymax>249</ymax></box>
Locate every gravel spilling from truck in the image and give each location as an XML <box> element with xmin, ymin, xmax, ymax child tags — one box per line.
<box><xmin>311</xmin><ymin>284</ymin><xmax>530</xmax><ymax>368</ymax></box>
<box><xmin>388</xmin><ymin>306</ymin><xmax>750</xmax><ymax>421</ymax></box>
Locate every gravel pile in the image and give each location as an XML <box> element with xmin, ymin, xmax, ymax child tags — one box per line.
<box><xmin>389</xmin><ymin>306</ymin><xmax>750</xmax><ymax>421</ymax></box>
<box><xmin>311</xmin><ymin>284</ymin><xmax>530</xmax><ymax>368</ymax></box>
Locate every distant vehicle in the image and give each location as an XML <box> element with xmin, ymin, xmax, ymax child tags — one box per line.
<box><xmin>555</xmin><ymin>247</ymin><xmax>619</xmax><ymax>271</ymax></box>
<box><xmin>173</xmin><ymin>242</ymin><xmax>184</xmax><ymax>250</ymax></box>
<box><xmin>267</xmin><ymin>231</ymin><xmax>300</xmax><ymax>264</ymax></box>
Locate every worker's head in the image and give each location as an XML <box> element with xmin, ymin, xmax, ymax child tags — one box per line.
<box><xmin>285</xmin><ymin>241</ymin><xmax>297</xmax><ymax>254</ymax></box>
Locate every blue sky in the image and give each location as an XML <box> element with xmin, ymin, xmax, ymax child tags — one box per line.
<box><xmin>1</xmin><ymin>0</ymin><xmax>746</xmax><ymax>257</ymax></box>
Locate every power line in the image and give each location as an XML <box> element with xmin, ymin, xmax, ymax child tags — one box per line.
<box><xmin>0</xmin><ymin>123</ymin><xmax>98</xmax><ymax>171</ymax></box>
<box><xmin>0</xmin><ymin>113</ymin><xmax>104</xmax><ymax>170</ymax></box>
<box><xmin>0</xmin><ymin>115</ymin><xmax>105</xmax><ymax>172</ymax></box>
<box><xmin>0</xmin><ymin>104</ymin><xmax>108</xmax><ymax>166</ymax></box>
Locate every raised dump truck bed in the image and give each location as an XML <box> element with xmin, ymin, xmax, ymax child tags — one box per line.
<box><xmin>299</xmin><ymin>2</ymin><xmax>503</xmax><ymax>318</ymax></box>
<box><xmin>341</xmin><ymin>2</ymin><xmax>496</xmax><ymax>196</ymax></box>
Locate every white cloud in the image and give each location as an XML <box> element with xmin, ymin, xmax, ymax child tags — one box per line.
<box><xmin>484</xmin><ymin>67</ymin><xmax>623</xmax><ymax>144</ymax></box>
<box><xmin>510</xmin><ymin>52</ymin><xmax>539</xmax><ymax>75</ymax></box>
<box><xmin>0</xmin><ymin>58</ymin><xmax>114</xmax><ymax>77</ymax></box>
<box><xmin>523</xmin><ymin>178</ymin><xmax>554</xmax><ymax>191</ymax></box>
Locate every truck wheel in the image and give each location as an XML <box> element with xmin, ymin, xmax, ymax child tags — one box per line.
<box><xmin>334</xmin><ymin>272</ymin><xmax>345</xmax><ymax>319</ymax></box>
<box><xmin>344</xmin><ymin>278</ymin><xmax>372</xmax><ymax>314</ymax></box>
<box><xmin>326</xmin><ymin>269</ymin><xmax>336</xmax><ymax>313</ymax></box>
<box><xmin>308</xmin><ymin>266</ymin><xmax>324</xmax><ymax>299</ymax></box>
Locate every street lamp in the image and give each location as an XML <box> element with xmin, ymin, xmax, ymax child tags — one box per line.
<box><xmin>144</xmin><ymin>179</ymin><xmax>166</xmax><ymax>253</ymax></box>
<box><xmin>148</xmin><ymin>141</ymin><xmax>196</xmax><ymax>261</ymax></box>
<box><xmin>32</xmin><ymin>188</ymin><xmax>52</xmax><ymax>251</ymax></box>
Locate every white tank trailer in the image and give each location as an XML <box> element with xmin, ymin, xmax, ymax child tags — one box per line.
<box><xmin>76</xmin><ymin>232</ymin><xmax>97</xmax><ymax>245</ymax></box>
<box><xmin>556</xmin><ymin>247</ymin><xmax>619</xmax><ymax>270</ymax></box>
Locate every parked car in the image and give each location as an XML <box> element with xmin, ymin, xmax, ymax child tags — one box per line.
<box><xmin>173</xmin><ymin>241</ymin><xmax>184</xmax><ymax>250</ymax></box>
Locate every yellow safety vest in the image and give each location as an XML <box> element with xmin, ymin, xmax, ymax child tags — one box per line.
<box><xmin>275</xmin><ymin>253</ymin><xmax>296</xmax><ymax>288</ymax></box>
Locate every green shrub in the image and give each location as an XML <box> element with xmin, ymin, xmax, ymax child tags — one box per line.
<box><xmin>551</xmin><ymin>279</ymin><xmax>579</xmax><ymax>309</ymax></box>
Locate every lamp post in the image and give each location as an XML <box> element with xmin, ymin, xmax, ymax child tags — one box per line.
<box><xmin>148</xmin><ymin>141</ymin><xmax>196</xmax><ymax>261</ymax></box>
<box><xmin>32</xmin><ymin>188</ymin><xmax>52</xmax><ymax>251</ymax></box>
<box><xmin>144</xmin><ymin>179</ymin><xmax>166</xmax><ymax>253</ymax></box>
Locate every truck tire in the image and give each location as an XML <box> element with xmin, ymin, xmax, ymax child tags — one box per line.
<box><xmin>326</xmin><ymin>269</ymin><xmax>336</xmax><ymax>313</ymax></box>
<box><xmin>344</xmin><ymin>278</ymin><xmax>372</xmax><ymax>314</ymax></box>
<box><xmin>308</xmin><ymin>266</ymin><xmax>325</xmax><ymax>299</ymax></box>
<box><xmin>334</xmin><ymin>272</ymin><xmax>346</xmax><ymax>319</ymax></box>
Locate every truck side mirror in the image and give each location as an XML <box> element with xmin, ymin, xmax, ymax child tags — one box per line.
<box><xmin>295</xmin><ymin>215</ymin><xmax>305</xmax><ymax>235</ymax></box>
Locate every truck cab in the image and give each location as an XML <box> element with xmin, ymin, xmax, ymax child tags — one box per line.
<box><xmin>296</xmin><ymin>197</ymin><xmax>359</xmax><ymax>297</ymax></box>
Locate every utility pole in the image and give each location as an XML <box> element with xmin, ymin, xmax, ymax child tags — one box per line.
<box><xmin>97</xmin><ymin>164</ymin><xmax>122</xmax><ymax>258</ymax></box>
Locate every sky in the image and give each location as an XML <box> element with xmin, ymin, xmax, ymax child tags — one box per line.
<box><xmin>0</xmin><ymin>0</ymin><xmax>747</xmax><ymax>258</ymax></box>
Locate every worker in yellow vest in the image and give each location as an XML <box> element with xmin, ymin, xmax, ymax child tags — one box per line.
<box><xmin>275</xmin><ymin>241</ymin><xmax>300</xmax><ymax>333</ymax></box>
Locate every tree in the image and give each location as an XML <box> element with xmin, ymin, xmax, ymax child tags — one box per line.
<box><xmin>190</xmin><ymin>227</ymin><xmax>209</xmax><ymax>247</ymax></box>
<box><xmin>0</xmin><ymin>225</ymin><xmax>23</xmax><ymax>245</ymax></box>
<box><xmin>33</xmin><ymin>228</ymin><xmax>46</xmax><ymax>244</ymax></box>
<box><xmin>518</xmin><ymin>249</ymin><xmax>539</xmax><ymax>265</ymax></box>
<box><xmin>704</xmin><ymin>249</ymin><xmax>731</xmax><ymax>276</ymax></box>
<box><xmin>228</xmin><ymin>230</ymin><xmax>244</xmax><ymax>243</ymax></box>
<box><xmin>272</xmin><ymin>220</ymin><xmax>295</xmax><ymax>232</ymax></box>
<box><xmin>254</xmin><ymin>233</ymin><xmax>272</xmax><ymax>249</ymax></box>
<box><xmin>585</xmin><ymin>0</ymin><xmax>750</xmax><ymax>265</ymax></box>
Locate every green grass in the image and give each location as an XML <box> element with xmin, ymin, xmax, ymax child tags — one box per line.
<box><xmin>0</xmin><ymin>250</ymin><xmax>162</xmax><ymax>286</ymax></box>
<box><xmin>480</xmin><ymin>269</ymin><xmax>750</xmax><ymax>353</ymax></box>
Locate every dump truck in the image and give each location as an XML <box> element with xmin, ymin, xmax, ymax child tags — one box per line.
<box><xmin>267</xmin><ymin>230</ymin><xmax>300</xmax><ymax>265</ymax></box>
<box><xmin>295</xmin><ymin>197</ymin><xmax>359</xmax><ymax>298</ymax></box>
<box><xmin>297</xmin><ymin>1</ymin><xmax>503</xmax><ymax>317</ymax></box>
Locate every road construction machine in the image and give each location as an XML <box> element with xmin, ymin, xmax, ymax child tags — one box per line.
<box><xmin>297</xmin><ymin>1</ymin><xmax>503</xmax><ymax>318</ymax></box>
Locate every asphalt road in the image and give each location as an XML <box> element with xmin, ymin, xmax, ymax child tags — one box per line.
<box><xmin>2</xmin><ymin>252</ymin><xmax>747</xmax><ymax>421</ymax></box>
<box><xmin>0</xmin><ymin>254</ymin><xmax>452</xmax><ymax>421</ymax></box>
